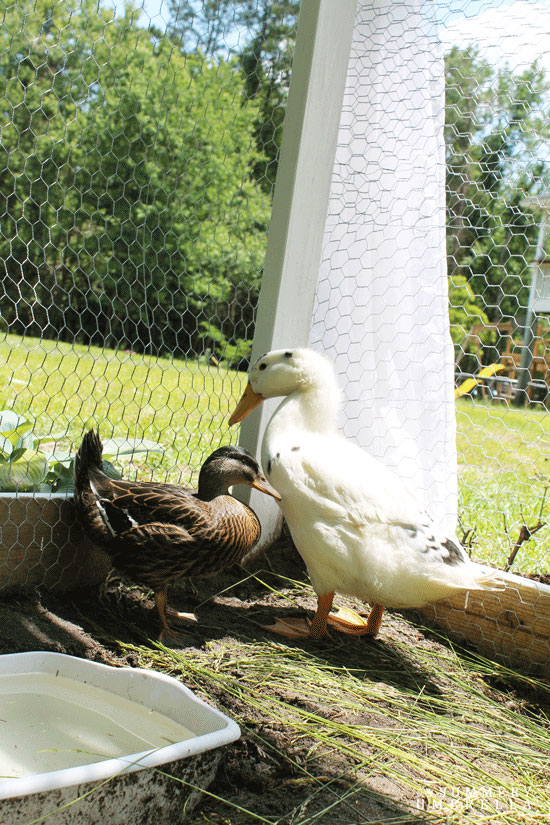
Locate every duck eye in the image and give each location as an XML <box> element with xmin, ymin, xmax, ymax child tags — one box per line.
<box><xmin>259</xmin><ymin>363</ymin><xmax>266</xmax><ymax>371</ymax></box>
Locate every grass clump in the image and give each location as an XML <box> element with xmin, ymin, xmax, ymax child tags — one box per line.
<box><xmin>122</xmin><ymin>607</ymin><xmax>550</xmax><ymax>825</ymax></box>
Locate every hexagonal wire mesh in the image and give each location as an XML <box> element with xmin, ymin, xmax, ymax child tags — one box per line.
<box><xmin>0</xmin><ymin>1</ymin><xmax>549</xmax><ymax>621</ymax></box>
<box><xmin>439</xmin><ymin>0</ymin><xmax>550</xmax><ymax>582</ymax></box>
<box><xmin>0</xmin><ymin>0</ymin><xmax>298</xmax><ymax>589</ymax></box>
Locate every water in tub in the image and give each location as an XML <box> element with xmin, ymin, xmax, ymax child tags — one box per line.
<box><xmin>0</xmin><ymin>672</ymin><xmax>194</xmax><ymax>778</ymax></box>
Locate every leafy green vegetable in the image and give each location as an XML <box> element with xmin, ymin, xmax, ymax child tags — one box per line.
<box><xmin>0</xmin><ymin>410</ymin><xmax>49</xmax><ymax>491</ymax></box>
<box><xmin>0</xmin><ymin>410</ymin><xmax>163</xmax><ymax>493</ymax></box>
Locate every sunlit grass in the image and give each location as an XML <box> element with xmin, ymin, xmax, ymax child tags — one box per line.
<box><xmin>0</xmin><ymin>333</ymin><xmax>247</xmax><ymax>484</ymax></box>
<box><xmin>456</xmin><ymin>398</ymin><xmax>550</xmax><ymax>573</ymax></box>
<box><xmin>456</xmin><ymin>398</ymin><xmax>549</xmax><ymax>469</ymax></box>
<box><xmin>119</xmin><ymin>602</ymin><xmax>550</xmax><ymax>825</ymax></box>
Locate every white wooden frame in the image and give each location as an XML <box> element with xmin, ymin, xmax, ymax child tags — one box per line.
<box><xmin>516</xmin><ymin>196</ymin><xmax>550</xmax><ymax>399</ymax></box>
<box><xmin>237</xmin><ymin>0</ymin><xmax>357</xmax><ymax>546</ymax></box>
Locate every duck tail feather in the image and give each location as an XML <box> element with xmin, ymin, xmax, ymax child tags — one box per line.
<box><xmin>74</xmin><ymin>429</ymin><xmax>104</xmax><ymax>488</ymax></box>
<box><xmin>473</xmin><ymin>565</ymin><xmax>506</xmax><ymax>592</ymax></box>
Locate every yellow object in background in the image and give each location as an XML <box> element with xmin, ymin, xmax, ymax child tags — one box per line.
<box><xmin>455</xmin><ymin>363</ymin><xmax>505</xmax><ymax>398</ymax></box>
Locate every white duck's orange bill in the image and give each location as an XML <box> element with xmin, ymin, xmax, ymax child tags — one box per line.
<box><xmin>229</xmin><ymin>382</ymin><xmax>264</xmax><ymax>425</ymax></box>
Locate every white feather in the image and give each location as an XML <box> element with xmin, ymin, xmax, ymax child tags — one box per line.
<box><xmin>250</xmin><ymin>348</ymin><xmax>502</xmax><ymax>610</ymax></box>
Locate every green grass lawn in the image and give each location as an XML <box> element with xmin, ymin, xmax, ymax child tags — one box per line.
<box><xmin>456</xmin><ymin>398</ymin><xmax>550</xmax><ymax>573</ymax></box>
<box><xmin>0</xmin><ymin>333</ymin><xmax>247</xmax><ymax>485</ymax></box>
<box><xmin>1</xmin><ymin>334</ymin><xmax>549</xmax><ymax>573</ymax></box>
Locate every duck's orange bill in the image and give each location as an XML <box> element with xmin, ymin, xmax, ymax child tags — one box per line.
<box><xmin>229</xmin><ymin>382</ymin><xmax>264</xmax><ymax>425</ymax></box>
<box><xmin>250</xmin><ymin>478</ymin><xmax>281</xmax><ymax>501</ymax></box>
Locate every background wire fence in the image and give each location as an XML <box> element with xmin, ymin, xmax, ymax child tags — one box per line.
<box><xmin>0</xmin><ymin>0</ymin><xmax>297</xmax><ymax>485</ymax></box>
<box><xmin>0</xmin><ymin>0</ymin><xmax>549</xmax><ymax>591</ymax></box>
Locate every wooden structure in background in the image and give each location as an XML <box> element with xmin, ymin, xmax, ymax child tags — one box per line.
<box><xmin>457</xmin><ymin>321</ymin><xmax>550</xmax><ymax>401</ymax></box>
<box><xmin>516</xmin><ymin>196</ymin><xmax>550</xmax><ymax>400</ymax></box>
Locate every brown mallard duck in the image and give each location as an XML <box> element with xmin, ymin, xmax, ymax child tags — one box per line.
<box><xmin>74</xmin><ymin>430</ymin><xmax>279</xmax><ymax>641</ymax></box>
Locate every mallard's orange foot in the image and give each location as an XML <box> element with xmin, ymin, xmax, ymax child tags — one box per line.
<box><xmin>158</xmin><ymin>626</ymin><xmax>191</xmax><ymax>648</ymax></box>
<box><xmin>165</xmin><ymin>608</ymin><xmax>199</xmax><ymax>625</ymax></box>
<box><xmin>261</xmin><ymin>617</ymin><xmax>319</xmax><ymax>639</ymax></box>
<box><xmin>326</xmin><ymin>604</ymin><xmax>384</xmax><ymax>637</ymax></box>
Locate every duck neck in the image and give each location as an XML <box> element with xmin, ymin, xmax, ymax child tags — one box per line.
<box><xmin>197</xmin><ymin>473</ymin><xmax>230</xmax><ymax>501</ymax></box>
<box><xmin>269</xmin><ymin>380</ymin><xmax>339</xmax><ymax>437</ymax></box>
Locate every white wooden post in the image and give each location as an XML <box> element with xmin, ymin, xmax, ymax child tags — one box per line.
<box><xmin>236</xmin><ymin>0</ymin><xmax>357</xmax><ymax>547</ymax></box>
<box><xmin>516</xmin><ymin>196</ymin><xmax>550</xmax><ymax>403</ymax></box>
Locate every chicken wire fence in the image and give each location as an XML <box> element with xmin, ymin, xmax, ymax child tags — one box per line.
<box><xmin>0</xmin><ymin>0</ymin><xmax>549</xmax><ymax>597</ymax></box>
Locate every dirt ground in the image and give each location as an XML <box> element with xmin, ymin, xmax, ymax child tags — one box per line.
<box><xmin>1</xmin><ymin>539</ymin><xmax>549</xmax><ymax>825</ymax></box>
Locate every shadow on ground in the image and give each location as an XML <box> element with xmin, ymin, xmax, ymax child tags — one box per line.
<box><xmin>1</xmin><ymin>537</ymin><xmax>549</xmax><ymax>824</ymax></box>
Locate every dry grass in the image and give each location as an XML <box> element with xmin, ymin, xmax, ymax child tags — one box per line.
<box><xmin>117</xmin><ymin>574</ymin><xmax>550</xmax><ymax>825</ymax></box>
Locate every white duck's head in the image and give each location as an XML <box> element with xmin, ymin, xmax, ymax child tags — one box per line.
<box><xmin>229</xmin><ymin>348</ymin><xmax>339</xmax><ymax>428</ymax></box>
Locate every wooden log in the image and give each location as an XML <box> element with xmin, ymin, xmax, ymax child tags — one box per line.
<box><xmin>419</xmin><ymin>570</ymin><xmax>550</xmax><ymax>678</ymax></box>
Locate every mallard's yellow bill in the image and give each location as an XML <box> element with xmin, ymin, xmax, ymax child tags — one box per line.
<box><xmin>229</xmin><ymin>382</ymin><xmax>264</xmax><ymax>425</ymax></box>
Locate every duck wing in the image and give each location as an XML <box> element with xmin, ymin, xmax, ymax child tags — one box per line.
<box><xmin>276</xmin><ymin>433</ymin><xmax>469</xmax><ymax>568</ymax></box>
<box><xmin>110</xmin><ymin>501</ymin><xmax>259</xmax><ymax>588</ymax></box>
<box><xmin>107</xmin><ymin>522</ymin><xmax>207</xmax><ymax>589</ymax></box>
<box><xmin>85</xmin><ymin>472</ymin><xmax>206</xmax><ymax>535</ymax></box>
<box><xmin>278</xmin><ymin>433</ymin><xmax>423</xmax><ymax>525</ymax></box>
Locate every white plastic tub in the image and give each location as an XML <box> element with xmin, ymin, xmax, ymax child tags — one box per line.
<box><xmin>0</xmin><ymin>652</ymin><xmax>240</xmax><ymax>824</ymax></box>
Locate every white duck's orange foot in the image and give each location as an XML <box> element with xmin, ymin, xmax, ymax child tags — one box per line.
<box><xmin>261</xmin><ymin>596</ymin><xmax>384</xmax><ymax>640</ymax></box>
<box><xmin>326</xmin><ymin>603</ymin><xmax>384</xmax><ymax>637</ymax></box>
<box><xmin>261</xmin><ymin>591</ymin><xmax>334</xmax><ymax>639</ymax></box>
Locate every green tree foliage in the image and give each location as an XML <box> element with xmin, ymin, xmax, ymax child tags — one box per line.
<box><xmin>1</xmin><ymin>0</ymin><xmax>549</xmax><ymax>364</ymax></box>
<box><xmin>445</xmin><ymin>46</ymin><xmax>550</xmax><ymax>325</ymax></box>
<box><xmin>0</xmin><ymin>0</ymin><xmax>269</xmax><ymax>358</ymax></box>
<box><xmin>166</xmin><ymin>0</ymin><xmax>299</xmax><ymax>190</ymax></box>
<box><xmin>0</xmin><ymin>0</ymin><xmax>89</xmax><ymax>340</ymax></box>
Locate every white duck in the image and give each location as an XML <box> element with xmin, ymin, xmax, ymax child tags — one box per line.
<box><xmin>229</xmin><ymin>347</ymin><xmax>502</xmax><ymax>639</ymax></box>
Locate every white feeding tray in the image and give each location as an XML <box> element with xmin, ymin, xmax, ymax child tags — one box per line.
<box><xmin>0</xmin><ymin>651</ymin><xmax>240</xmax><ymax>820</ymax></box>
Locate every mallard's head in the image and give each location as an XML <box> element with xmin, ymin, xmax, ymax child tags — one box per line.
<box><xmin>198</xmin><ymin>445</ymin><xmax>280</xmax><ymax>500</ymax></box>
